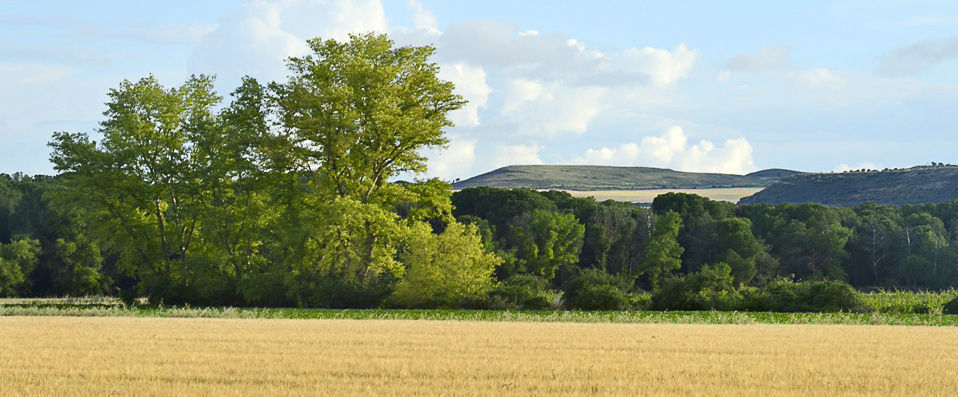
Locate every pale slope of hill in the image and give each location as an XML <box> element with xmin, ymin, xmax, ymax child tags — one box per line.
<box><xmin>451</xmin><ymin>165</ymin><xmax>799</xmax><ymax>190</ymax></box>
<box><xmin>739</xmin><ymin>166</ymin><xmax>958</xmax><ymax>206</ymax></box>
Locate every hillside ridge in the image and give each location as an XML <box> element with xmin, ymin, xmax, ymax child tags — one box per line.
<box><xmin>739</xmin><ymin>165</ymin><xmax>958</xmax><ymax>206</ymax></box>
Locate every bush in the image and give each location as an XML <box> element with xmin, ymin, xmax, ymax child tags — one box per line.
<box><xmin>562</xmin><ymin>268</ymin><xmax>636</xmax><ymax>310</ymax></box>
<box><xmin>944</xmin><ymin>296</ymin><xmax>958</xmax><ymax>314</ymax></box>
<box><xmin>301</xmin><ymin>277</ymin><xmax>390</xmax><ymax>309</ymax></box>
<box><xmin>487</xmin><ymin>274</ymin><xmax>558</xmax><ymax>310</ymax></box>
<box><xmin>748</xmin><ymin>278</ymin><xmax>871</xmax><ymax>313</ymax></box>
<box><xmin>571</xmin><ymin>284</ymin><xmax>629</xmax><ymax>310</ymax></box>
<box><xmin>860</xmin><ymin>289</ymin><xmax>957</xmax><ymax>314</ymax></box>
<box><xmin>391</xmin><ymin>222</ymin><xmax>500</xmax><ymax>308</ymax></box>
<box><xmin>652</xmin><ymin>263</ymin><xmax>743</xmax><ymax>311</ymax></box>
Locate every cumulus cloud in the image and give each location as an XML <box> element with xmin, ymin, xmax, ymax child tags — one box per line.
<box><xmin>492</xmin><ymin>144</ymin><xmax>544</xmax><ymax>169</ymax></box>
<box><xmin>573</xmin><ymin>126</ymin><xmax>755</xmax><ymax>174</ymax></box>
<box><xmin>438</xmin><ymin>62</ymin><xmax>491</xmax><ymax>128</ymax></box>
<box><xmin>437</xmin><ymin>20</ymin><xmax>695</xmax><ymax>87</ymax></box>
<box><xmin>425</xmin><ymin>135</ymin><xmax>477</xmax><ymax>180</ymax></box>
<box><xmin>189</xmin><ymin>0</ymin><xmax>387</xmax><ymax>84</ymax></box>
<box><xmin>724</xmin><ymin>46</ymin><xmax>792</xmax><ymax>73</ymax></box>
<box><xmin>879</xmin><ymin>36</ymin><xmax>958</xmax><ymax>75</ymax></box>
<box><xmin>501</xmin><ymin>79</ymin><xmax>605</xmax><ymax>136</ymax></box>
<box><xmin>621</xmin><ymin>44</ymin><xmax>699</xmax><ymax>86</ymax></box>
<box><xmin>407</xmin><ymin>0</ymin><xmax>439</xmax><ymax>34</ymax></box>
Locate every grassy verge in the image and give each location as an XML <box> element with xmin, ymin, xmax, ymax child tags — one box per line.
<box><xmin>2</xmin><ymin>300</ymin><xmax>957</xmax><ymax>326</ymax></box>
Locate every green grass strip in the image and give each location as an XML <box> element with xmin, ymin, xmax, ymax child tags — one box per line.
<box><xmin>2</xmin><ymin>303</ymin><xmax>958</xmax><ymax>326</ymax></box>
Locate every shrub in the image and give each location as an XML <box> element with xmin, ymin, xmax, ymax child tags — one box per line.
<box><xmin>749</xmin><ymin>278</ymin><xmax>871</xmax><ymax>313</ymax></box>
<box><xmin>944</xmin><ymin>296</ymin><xmax>958</xmax><ymax>314</ymax></box>
<box><xmin>562</xmin><ymin>268</ymin><xmax>635</xmax><ymax>310</ymax></box>
<box><xmin>860</xmin><ymin>289</ymin><xmax>957</xmax><ymax>314</ymax></box>
<box><xmin>652</xmin><ymin>263</ymin><xmax>743</xmax><ymax>311</ymax></box>
<box><xmin>391</xmin><ymin>222</ymin><xmax>500</xmax><ymax>308</ymax></box>
<box><xmin>487</xmin><ymin>274</ymin><xmax>558</xmax><ymax>310</ymax></box>
<box><xmin>301</xmin><ymin>276</ymin><xmax>390</xmax><ymax>309</ymax></box>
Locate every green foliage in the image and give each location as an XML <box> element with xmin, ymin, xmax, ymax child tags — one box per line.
<box><xmin>562</xmin><ymin>268</ymin><xmax>637</xmax><ymax>310</ymax></box>
<box><xmin>487</xmin><ymin>274</ymin><xmax>558</xmax><ymax>310</ymax></box>
<box><xmin>748</xmin><ymin>279</ymin><xmax>871</xmax><ymax>313</ymax></box>
<box><xmin>390</xmin><ymin>222</ymin><xmax>500</xmax><ymax>308</ymax></box>
<box><xmin>944</xmin><ymin>295</ymin><xmax>958</xmax><ymax>314</ymax></box>
<box><xmin>638</xmin><ymin>211</ymin><xmax>683</xmax><ymax>288</ymax></box>
<box><xmin>652</xmin><ymin>263</ymin><xmax>743</xmax><ymax>311</ymax></box>
<box><xmin>743</xmin><ymin>203</ymin><xmax>853</xmax><ymax>280</ymax></box>
<box><xmin>52</xmin><ymin>237</ymin><xmax>108</xmax><ymax>296</ymax></box>
<box><xmin>509</xmin><ymin>210</ymin><xmax>585</xmax><ymax>280</ymax></box>
<box><xmin>861</xmin><ymin>289</ymin><xmax>957</xmax><ymax>314</ymax></box>
<box><xmin>273</xmin><ymin>33</ymin><xmax>463</xmax><ymax>203</ymax></box>
<box><xmin>0</xmin><ymin>238</ymin><xmax>40</xmax><ymax>296</ymax></box>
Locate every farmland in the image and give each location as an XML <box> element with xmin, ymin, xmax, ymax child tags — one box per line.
<box><xmin>550</xmin><ymin>187</ymin><xmax>765</xmax><ymax>203</ymax></box>
<box><xmin>1</xmin><ymin>316</ymin><xmax>957</xmax><ymax>395</ymax></box>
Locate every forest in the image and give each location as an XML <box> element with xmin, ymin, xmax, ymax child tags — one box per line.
<box><xmin>2</xmin><ymin>33</ymin><xmax>957</xmax><ymax>312</ymax></box>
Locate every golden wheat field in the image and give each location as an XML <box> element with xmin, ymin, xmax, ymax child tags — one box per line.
<box><xmin>552</xmin><ymin>187</ymin><xmax>765</xmax><ymax>203</ymax></box>
<box><xmin>2</xmin><ymin>317</ymin><xmax>957</xmax><ymax>396</ymax></box>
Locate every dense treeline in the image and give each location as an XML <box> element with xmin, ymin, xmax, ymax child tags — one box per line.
<box><xmin>2</xmin><ymin>33</ymin><xmax>957</xmax><ymax>312</ymax></box>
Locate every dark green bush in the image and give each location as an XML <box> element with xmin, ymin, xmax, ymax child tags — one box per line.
<box><xmin>296</xmin><ymin>276</ymin><xmax>390</xmax><ymax>309</ymax></box>
<box><xmin>562</xmin><ymin>268</ymin><xmax>635</xmax><ymax>310</ymax></box>
<box><xmin>748</xmin><ymin>278</ymin><xmax>871</xmax><ymax>313</ymax></box>
<box><xmin>652</xmin><ymin>262</ymin><xmax>743</xmax><ymax>310</ymax></box>
<box><xmin>487</xmin><ymin>274</ymin><xmax>557</xmax><ymax>310</ymax></box>
<box><xmin>569</xmin><ymin>284</ymin><xmax>629</xmax><ymax>310</ymax></box>
<box><xmin>944</xmin><ymin>296</ymin><xmax>958</xmax><ymax>314</ymax></box>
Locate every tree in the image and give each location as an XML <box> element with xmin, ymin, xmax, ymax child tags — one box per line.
<box><xmin>509</xmin><ymin>210</ymin><xmax>585</xmax><ymax>280</ymax></box>
<box><xmin>898</xmin><ymin>212</ymin><xmax>952</xmax><ymax>287</ymax></box>
<box><xmin>391</xmin><ymin>221</ymin><xmax>500</xmax><ymax>308</ymax></box>
<box><xmin>0</xmin><ymin>237</ymin><xmax>40</xmax><ymax>296</ymax></box>
<box><xmin>639</xmin><ymin>211</ymin><xmax>684</xmax><ymax>288</ymax></box>
<box><xmin>848</xmin><ymin>203</ymin><xmax>902</xmax><ymax>286</ymax></box>
<box><xmin>271</xmin><ymin>32</ymin><xmax>464</xmax><ymax>205</ymax></box>
<box><xmin>49</xmin><ymin>75</ymin><xmax>231</xmax><ymax>302</ymax></box>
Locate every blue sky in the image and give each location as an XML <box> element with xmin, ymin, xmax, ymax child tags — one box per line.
<box><xmin>2</xmin><ymin>1</ymin><xmax>957</xmax><ymax>179</ymax></box>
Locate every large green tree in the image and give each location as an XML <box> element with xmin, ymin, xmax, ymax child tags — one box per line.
<box><xmin>0</xmin><ymin>237</ymin><xmax>40</xmax><ymax>296</ymax></box>
<box><xmin>509</xmin><ymin>210</ymin><xmax>585</xmax><ymax>280</ymax></box>
<box><xmin>639</xmin><ymin>211</ymin><xmax>684</xmax><ymax>288</ymax></box>
<box><xmin>271</xmin><ymin>33</ymin><xmax>464</xmax><ymax>205</ymax></box>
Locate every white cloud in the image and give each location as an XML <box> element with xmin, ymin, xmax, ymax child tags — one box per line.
<box><xmin>406</xmin><ymin>0</ymin><xmax>439</xmax><ymax>34</ymax></box>
<box><xmin>797</xmin><ymin>68</ymin><xmax>847</xmax><ymax>90</ymax></box>
<box><xmin>621</xmin><ymin>44</ymin><xmax>699</xmax><ymax>87</ymax></box>
<box><xmin>189</xmin><ymin>0</ymin><xmax>387</xmax><ymax>85</ymax></box>
<box><xmin>425</xmin><ymin>135</ymin><xmax>476</xmax><ymax>180</ymax></box>
<box><xmin>115</xmin><ymin>23</ymin><xmax>218</xmax><ymax>45</ymax></box>
<box><xmin>0</xmin><ymin>63</ymin><xmax>70</xmax><ymax>88</ymax></box>
<box><xmin>878</xmin><ymin>36</ymin><xmax>958</xmax><ymax>75</ymax></box>
<box><xmin>573</xmin><ymin>126</ymin><xmax>755</xmax><ymax>174</ymax></box>
<box><xmin>438</xmin><ymin>62</ymin><xmax>491</xmax><ymax>128</ymax></box>
<box><xmin>493</xmin><ymin>144</ymin><xmax>543</xmax><ymax>169</ymax></box>
<box><xmin>724</xmin><ymin>46</ymin><xmax>792</xmax><ymax>73</ymax></box>
<box><xmin>501</xmin><ymin>79</ymin><xmax>605</xmax><ymax>136</ymax></box>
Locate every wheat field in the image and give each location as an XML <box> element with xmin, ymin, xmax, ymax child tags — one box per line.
<box><xmin>553</xmin><ymin>187</ymin><xmax>765</xmax><ymax>203</ymax></box>
<box><xmin>2</xmin><ymin>317</ymin><xmax>957</xmax><ymax>396</ymax></box>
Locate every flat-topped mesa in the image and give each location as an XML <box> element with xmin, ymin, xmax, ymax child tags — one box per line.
<box><xmin>452</xmin><ymin>165</ymin><xmax>800</xmax><ymax>190</ymax></box>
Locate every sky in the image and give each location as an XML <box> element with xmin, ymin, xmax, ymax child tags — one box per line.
<box><xmin>2</xmin><ymin>1</ymin><xmax>958</xmax><ymax>180</ymax></box>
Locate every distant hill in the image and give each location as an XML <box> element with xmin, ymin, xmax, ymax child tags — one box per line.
<box><xmin>451</xmin><ymin>165</ymin><xmax>799</xmax><ymax>190</ymax></box>
<box><xmin>739</xmin><ymin>166</ymin><xmax>958</xmax><ymax>206</ymax></box>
